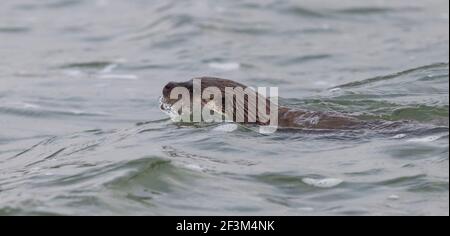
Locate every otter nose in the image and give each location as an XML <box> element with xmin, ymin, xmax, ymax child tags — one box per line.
<box><xmin>163</xmin><ymin>82</ymin><xmax>176</xmax><ymax>97</ymax></box>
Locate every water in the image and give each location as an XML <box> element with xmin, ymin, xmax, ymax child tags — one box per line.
<box><xmin>0</xmin><ymin>0</ymin><xmax>448</xmax><ymax>216</ymax></box>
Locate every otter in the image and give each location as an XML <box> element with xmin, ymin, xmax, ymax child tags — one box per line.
<box><xmin>160</xmin><ymin>77</ymin><xmax>371</xmax><ymax>130</ymax></box>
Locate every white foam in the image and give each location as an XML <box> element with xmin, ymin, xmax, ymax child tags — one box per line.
<box><xmin>22</xmin><ymin>103</ymin><xmax>40</xmax><ymax>109</ymax></box>
<box><xmin>100</xmin><ymin>64</ymin><xmax>118</xmax><ymax>73</ymax></box>
<box><xmin>63</xmin><ymin>69</ymin><xmax>84</xmax><ymax>77</ymax></box>
<box><xmin>212</xmin><ymin>124</ymin><xmax>238</xmax><ymax>132</ymax></box>
<box><xmin>159</xmin><ymin>100</ymin><xmax>179</xmax><ymax>122</ymax></box>
<box><xmin>258</xmin><ymin>125</ymin><xmax>279</xmax><ymax>134</ymax></box>
<box><xmin>388</xmin><ymin>195</ymin><xmax>400</xmax><ymax>200</ymax></box>
<box><xmin>97</xmin><ymin>74</ymin><xmax>139</xmax><ymax>80</ymax></box>
<box><xmin>164</xmin><ymin>109</ymin><xmax>182</xmax><ymax>122</ymax></box>
<box><xmin>208</xmin><ymin>62</ymin><xmax>240</xmax><ymax>71</ymax></box>
<box><xmin>302</xmin><ymin>177</ymin><xmax>343</xmax><ymax>188</ymax></box>
<box><xmin>328</xmin><ymin>88</ymin><xmax>341</xmax><ymax>93</ymax></box>
<box><xmin>406</xmin><ymin>136</ymin><xmax>442</xmax><ymax>143</ymax></box>
<box><xmin>392</xmin><ymin>134</ymin><xmax>407</xmax><ymax>139</ymax></box>
<box><xmin>184</xmin><ymin>164</ymin><xmax>204</xmax><ymax>171</ymax></box>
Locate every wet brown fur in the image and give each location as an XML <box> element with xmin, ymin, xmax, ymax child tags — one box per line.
<box><xmin>162</xmin><ymin>77</ymin><xmax>365</xmax><ymax>129</ymax></box>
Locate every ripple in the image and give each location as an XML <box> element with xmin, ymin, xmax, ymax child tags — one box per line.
<box><xmin>335</xmin><ymin>7</ymin><xmax>395</xmax><ymax>15</ymax></box>
<box><xmin>105</xmin><ymin>157</ymin><xmax>199</xmax><ymax>197</ymax></box>
<box><xmin>332</xmin><ymin>62</ymin><xmax>449</xmax><ymax>89</ymax></box>
<box><xmin>14</xmin><ymin>0</ymin><xmax>84</xmax><ymax>11</ymax></box>
<box><xmin>408</xmin><ymin>181</ymin><xmax>449</xmax><ymax>193</ymax></box>
<box><xmin>278</xmin><ymin>54</ymin><xmax>332</xmax><ymax>66</ymax></box>
<box><xmin>43</xmin><ymin>0</ymin><xmax>83</xmax><ymax>9</ymax></box>
<box><xmin>377</xmin><ymin>174</ymin><xmax>427</xmax><ymax>186</ymax></box>
<box><xmin>283</xmin><ymin>6</ymin><xmax>327</xmax><ymax>18</ymax></box>
<box><xmin>198</xmin><ymin>22</ymin><xmax>273</xmax><ymax>35</ymax></box>
<box><xmin>0</xmin><ymin>0</ymin><xmax>448</xmax><ymax>216</ymax></box>
<box><xmin>59</xmin><ymin>61</ymin><xmax>117</xmax><ymax>70</ymax></box>
<box><xmin>0</xmin><ymin>26</ymin><xmax>31</xmax><ymax>34</ymax></box>
<box><xmin>334</xmin><ymin>6</ymin><xmax>421</xmax><ymax>15</ymax></box>
<box><xmin>129</xmin><ymin>14</ymin><xmax>195</xmax><ymax>41</ymax></box>
<box><xmin>0</xmin><ymin>104</ymin><xmax>109</xmax><ymax>118</ymax></box>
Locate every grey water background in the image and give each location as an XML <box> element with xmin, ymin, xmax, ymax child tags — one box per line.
<box><xmin>0</xmin><ymin>0</ymin><xmax>448</xmax><ymax>215</ymax></box>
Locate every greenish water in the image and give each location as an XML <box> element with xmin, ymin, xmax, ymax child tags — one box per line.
<box><xmin>0</xmin><ymin>0</ymin><xmax>448</xmax><ymax>215</ymax></box>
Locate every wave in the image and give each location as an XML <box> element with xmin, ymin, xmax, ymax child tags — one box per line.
<box><xmin>332</xmin><ymin>62</ymin><xmax>449</xmax><ymax>89</ymax></box>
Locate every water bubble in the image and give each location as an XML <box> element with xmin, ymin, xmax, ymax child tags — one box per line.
<box><xmin>208</xmin><ymin>62</ymin><xmax>240</xmax><ymax>71</ymax></box>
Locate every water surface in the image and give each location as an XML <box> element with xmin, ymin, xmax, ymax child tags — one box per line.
<box><xmin>0</xmin><ymin>0</ymin><xmax>448</xmax><ymax>215</ymax></box>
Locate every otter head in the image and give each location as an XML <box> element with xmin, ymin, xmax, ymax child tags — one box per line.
<box><xmin>161</xmin><ymin>79</ymin><xmax>194</xmax><ymax>108</ymax></box>
<box><xmin>162</xmin><ymin>77</ymin><xmax>246</xmax><ymax>101</ymax></box>
<box><xmin>160</xmin><ymin>77</ymin><xmax>276</xmax><ymax>126</ymax></box>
